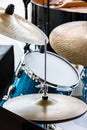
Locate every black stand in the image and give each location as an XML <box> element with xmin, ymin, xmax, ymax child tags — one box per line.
<box><xmin>22</xmin><ymin>0</ymin><xmax>31</xmax><ymax>53</ymax></box>
<box><xmin>22</xmin><ymin>0</ymin><xmax>31</xmax><ymax>19</ymax></box>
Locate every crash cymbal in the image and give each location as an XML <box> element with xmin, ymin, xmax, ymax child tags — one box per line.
<box><xmin>49</xmin><ymin>21</ymin><xmax>87</xmax><ymax>66</ymax></box>
<box><xmin>3</xmin><ymin>94</ymin><xmax>87</xmax><ymax>123</ymax></box>
<box><xmin>0</xmin><ymin>4</ymin><xmax>48</xmax><ymax>45</ymax></box>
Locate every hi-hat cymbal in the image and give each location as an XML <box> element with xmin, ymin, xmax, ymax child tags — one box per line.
<box><xmin>49</xmin><ymin>21</ymin><xmax>87</xmax><ymax>66</ymax></box>
<box><xmin>3</xmin><ymin>94</ymin><xmax>87</xmax><ymax>123</ymax></box>
<box><xmin>0</xmin><ymin>5</ymin><xmax>48</xmax><ymax>45</ymax></box>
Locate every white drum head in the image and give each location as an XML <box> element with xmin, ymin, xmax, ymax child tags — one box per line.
<box><xmin>24</xmin><ymin>51</ymin><xmax>79</xmax><ymax>88</ymax></box>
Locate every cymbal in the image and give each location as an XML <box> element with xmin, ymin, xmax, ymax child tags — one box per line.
<box><xmin>49</xmin><ymin>21</ymin><xmax>87</xmax><ymax>66</ymax></box>
<box><xmin>3</xmin><ymin>94</ymin><xmax>87</xmax><ymax>123</ymax></box>
<box><xmin>0</xmin><ymin>5</ymin><xmax>48</xmax><ymax>45</ymax></box>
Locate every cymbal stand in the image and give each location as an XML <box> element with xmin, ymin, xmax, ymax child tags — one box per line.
<box><xmin>22</xmin><ymin>0</ymin><xmax>33</xmax><ymax>53</ymax></box>
<box><xmin>14</xmin><ymin>0</ymin><xmax>31</xmax><ymax>74</ymax></box>
<box><xmin>22</xmin><ymin>0</ymin><xmax>31</xmax><ymax>20</ymax></box>
<box><xmin>40</xmin><ymin>1</ymin><xmax>55</xmax><ymax>129</ymax></box>
<box><xmin>41</xmin><ymin>40</ymin><xmax>48</xmax><ymax>100</ymax></box>
<box><xmin>40</xmin><ymin>42</ymin><xmax>56</xmax><ymax>130</ymax></box>
<box><xmin>41</xmin><ymin>0</ymin><xmax>49</xmax><ymax>99</ymax></box>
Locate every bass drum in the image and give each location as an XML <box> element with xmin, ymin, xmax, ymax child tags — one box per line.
<box><xmin>31</xmin><ymin>1</ymin><xmax>87</xmax><ymax>51</ymax></box>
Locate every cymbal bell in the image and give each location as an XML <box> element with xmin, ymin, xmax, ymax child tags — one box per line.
<box><xmin>3</xmin><ymin>94</ymin><xmax>87</xmax><ymax>123</ymax></box>
<box><xmin>0</xmin><ymin>5</ymin><xmax>48</xmax><ymax>45</ymax></box>
<box><xmin>49</xmin><ymin>21</ymin><xmax>87</xmax><ymax>66</ymax></box>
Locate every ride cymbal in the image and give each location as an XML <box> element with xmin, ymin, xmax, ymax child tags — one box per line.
<box><xmin>49</xmin><ymin>21</ymin><xmax>87</xmax><ymax>66</ymax></box>
<box><xmin>0</xmin><ymin>4</ymin><xmax>48</xmax><ymax>45</ymax></box>
<box><xmin>3</xmin><ymin>94</ymin><xmax>87</xmax><ymax>123</ymax></box>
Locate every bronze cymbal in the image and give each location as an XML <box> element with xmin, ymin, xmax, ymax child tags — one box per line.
<box><xmin>0</xmin><ymin>5</ymin><xmax>48</xmax><ymax>45</ymax></box>
<box><xmin>3</xmin><ymin>94</ymin><xmax>87</xmax><ymax>123</ymax></box>
<box><xmin>49</xmin><ymin>21</ymin><xmax>87</xmax><ymax>66</ymax></box>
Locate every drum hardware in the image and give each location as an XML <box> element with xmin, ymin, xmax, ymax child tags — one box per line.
<box><xmin>5</xmin><ymin>4</ymin><xmax>14</xmax><ymax>15</ymax></box>
<box><xmin>22</xmin><ymin>65</ymin><xmax>41</xmax><ymax>82</ymax></box>
<box><xmin>22</xmin><ymin>0</ymin><xmax>32</xmax><ymax>54</ymax></box>
<box><xmin>14</xmin><ymin>53</ymin><xmax>26</xmax><ymax>77</ymax></box>
<box><xmin>47</xmin><ymin>124</ymin><xmax>63</xmax><ymax>130</ymax></box>
<box><xmin>0</xmin><ymin>4</ymin><xmax>48</xmax><ymax>45</ymax></box>
<box><xmin>56</xmin><ymin>86</ymin><xmax>73</xmax><ymax>96</ymax></box>
<box><xmin>49</xmin><ymin>21</ymin><xmax>87</xmax><ymax>67</ymax></box>
<box><xmin>16</xmin><ymin>68</ymin><xmax>24</xmax><ymax>78</ymax></box>
<box><xmin>24</xmin><ymin>43</ymin><xmax>32</xmax><ymax>53</ymax></box>
<box><xmin>40</xmin><ymin>45</ymin><xmax>45</xmax><ymax>53</ymax></box>
<box><xmin>42</xmin><ymin>124</ymin><xmax>63</xmax><ymax>130</ymax></box>
<box><xmin>38</xmin><ymin>38</ymin><xmax>48</xmax><ymax>100</ymax></box>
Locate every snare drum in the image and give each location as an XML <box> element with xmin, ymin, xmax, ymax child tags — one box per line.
<box><xmin>23</xmin><ymin>51</ymin><xmax>80</xmax><ymax>90</ymax></box>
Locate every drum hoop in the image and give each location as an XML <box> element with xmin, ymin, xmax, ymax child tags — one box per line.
<box><xmin>24</xmin><ymin>51</ymin><xmax>80</xmax><ymax>89</ymax></box>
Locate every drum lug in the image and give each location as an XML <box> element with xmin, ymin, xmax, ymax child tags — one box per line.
<box><xmin>34</xmin><ymin>76</ymin><xmax>39</xmax><ymax>82</ymax></box>
<box><xmin>28</xmin><ymin>72</ymin><xmax>34</xmax><ymax>80</ymax></box>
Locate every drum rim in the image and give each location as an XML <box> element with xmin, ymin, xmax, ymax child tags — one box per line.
<box><xmin>24</xmin><ymin>51</ymin><xmax>80</xmax><ymax>89</ymax></box>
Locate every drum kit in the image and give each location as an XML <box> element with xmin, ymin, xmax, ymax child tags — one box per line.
<box><xmin>0</xmin><ymin>3</ymin><xmax>87</xmax><ymax>130</ymax></box>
